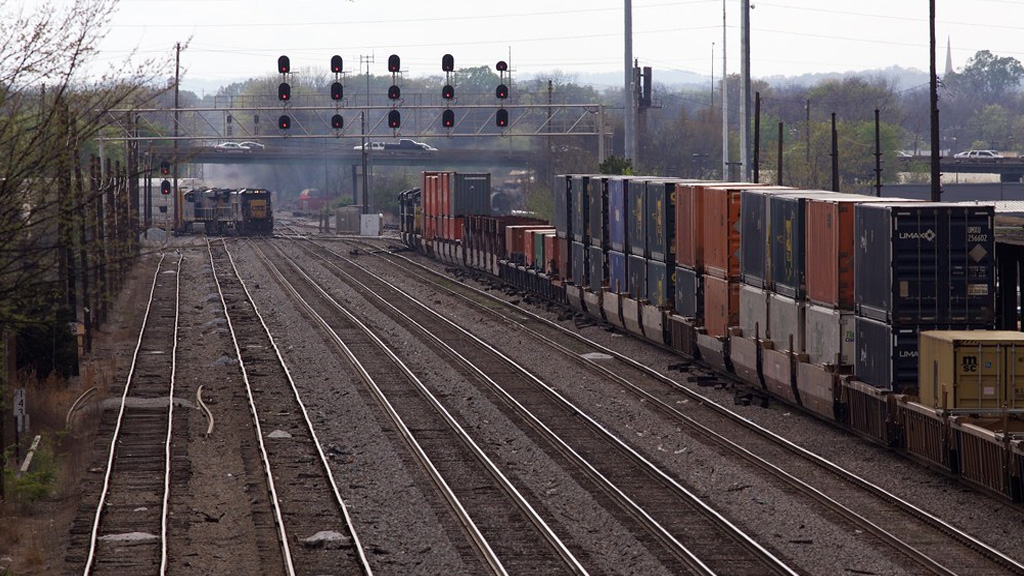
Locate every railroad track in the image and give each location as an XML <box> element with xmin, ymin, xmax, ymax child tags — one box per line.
<box><xmin>68</xmin><ymin>253</ymin><xmax>183</xmax><ymax>575</ymax></box>
<box><xmin>277</xmin><ymin>236</ymin><xmax>800</xmax><ymax>576</ymax></box>
<box><xmin>207</xmin><ymin>239</ymin><xmax>374</xmax><ymax>576</ymax></box>
<box><xmin>248</xmin><ymin>238</ymin><xmax>588</xmax><ymax>575</ymax></box>
<box><xmin>346</xmin><ymin>236</ymin><xmax>1024</xmax><ymax>576</ymax></box>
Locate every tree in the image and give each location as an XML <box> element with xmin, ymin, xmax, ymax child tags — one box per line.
<box><xmin>950</xmin><ymin>50</ymin><xmax>1024</xmax><ymax>101</ymax></box>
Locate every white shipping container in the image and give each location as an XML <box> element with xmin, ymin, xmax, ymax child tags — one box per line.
<box><xmin>739</xmin><ymin>284</ymin><xmax>770</xmax><ymax>339</ymax></box>
<box><xmin>805</xmin><ymin>304</ymin><xmax>856</xmax><ymax>367</ymax></box>
<box><xmin>769</xmin><ymin>293</ymin><xmax>805</xmax><ymax>353</ymax></box>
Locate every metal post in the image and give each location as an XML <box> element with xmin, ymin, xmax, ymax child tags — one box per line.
<box><xmin>624</xmin><ymin>0</ymin><xmax>634</xmax><ymax>163</ymax></box>
<box><xmin>721</xmin><ymin>0</ymin><xmax>729</xmax><ymax>180</ymax></box>
<box><xmin>740</xmin><ymin>0</ymin><xmax>751</xmax><ymax>181</ymax></box>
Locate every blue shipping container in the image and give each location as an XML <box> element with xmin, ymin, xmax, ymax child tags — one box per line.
<box><xmin>646</xmin><ymin>259</ymin><xmax>673</xmax><ymax>308</ymax></box>
<box><xmin>571</xmin><ymin>175</ymin><xmax>590</xmax><ymax>243</ymax></box>
<box><xmin>608</xmin><ymin>250</ymin><xmax>627</xmax><ymax>294</ymax></box>
<box><xmin>608</xmin><ymin>177</ymin><xmax>629</xmax><ymax>253</ymax></box>
<box><xmin>628</xmin><ymin>253</ymin><xmax>648</xmax><ymax>300</ymax></box>
<box><xmin>646</xmin><ymin>180</ymin><xmax>676</xmax><ymax>264</ymax></box>
<box><xmin>589</xmin><ymin>245</ymin><xmax>606</xmax><ymax>293</ymax></box>
<box><xmin>589</xmin><ymin>177</ymin><xmax>608</xmax><ymax>249</ymax></box>
<box><xmin>628</xmin><ymin>178</ymin><xmax>647</xmax><ymax>258</ymax></box>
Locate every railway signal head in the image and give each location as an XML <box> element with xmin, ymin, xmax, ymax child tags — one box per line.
<box><xmin>331</xmin><ymin>55</ymin><xmax>343</xmax><ymax>74</ymax></box>
<box><xmin>278</xmin><ymin>114</ymin><xmax>291</xmax><ymax>130</ymax></box>
<box><xmin>278</xmin><ymin>82</ymin><xmax>291</xmax><ymax>101</ymax></box>
<box><xmin>331</xmin><ymin>114</ymin><xmax>344</xmax><ymax>130</ymax></box>
<box><xmin>495</xmin><ymin>60</ymin><xmax>508</xmax><ymax>72</ymax></box>
<box><xmin>496</xmin><ymin>109</ymin><xmax>508</xmax><ymax>128</ymax></box>
<box><xmin>388</xmin><ymin>54</ymin><xmax>400</xmax><ymax>73</ymax></box>
<box><xmin>160</xmin><ymin>179</ymin><xmax>171</xmax><ymax>195</ymax></box>
<box><xmin>388</xmin><ymin>110</ymin><xmax>401</xmax><ymax>129</ymax></box>
<box><xmin>159</xmin><ymin>160</ymin><xmax>170</xmax><ymax>175</ymax></box>
<box><xmin>441</xmin><ymin>53</ymin><xmax>454</xmax><ymax>72</ymax></box>
<box><xmin>442</xmin><ymin>84</ymin><xmax>454</xmax><ymax>100</ymax></box>
<box><xmin>495</xmin><ymin>84</ymin><xmax>508</xmax><ymax>99</ymax></box>
<box><xmin>442</xmin><ymin>109</ymin><xmax>454</xmax><ymax>128</ymax></box>
<box><xmin>388</xmin><ymin>85</ymin><xmax>401</xmax><ymax>100</ymax></box>
<box><xmin>278</xmin><ymin>55</ymin><xmax>290</xmax><ymax>74</ymax></box>
<box><xmin>331</xmin><ymin>81</ymin><xmax>344</xmax><ymax>101</ymax></box>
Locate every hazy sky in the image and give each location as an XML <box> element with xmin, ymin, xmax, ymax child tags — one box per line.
<box><xmin>41</xmin><ymin>0</ymin><xmax>1024</xmax><ymax>90</ymax></box>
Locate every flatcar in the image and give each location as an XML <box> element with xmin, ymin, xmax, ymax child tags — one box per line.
<box><xmin>399</xmin><ymin>170</ymin><xmax>1024</xmax><ymax>503</ymax></box>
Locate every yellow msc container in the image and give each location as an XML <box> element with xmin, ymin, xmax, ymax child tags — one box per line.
<box><xmin>919</xmin><ymin>330</ymin><xmax>1024</xmax><ymax>411</ymax></box>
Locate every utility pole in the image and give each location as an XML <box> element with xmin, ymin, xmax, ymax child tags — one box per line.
<box><xmin>624</xmin><ymin>0</ymin><xmax>635</xmax><ymax>164</ymax></box>
<box><xmin>360</xmin><ymin>54</ymin><xmax>374</xmax><ymax>213</ymax></box>
<box><xmin>173</xmin><ymin>42</ymin><xmax>180</xmax><ymax>233</ymax></box>
<box><xmin>929</xmin><ymin>0</ymin><xmax>941</xmax><ymax>202</ymax></box>
<box><xmin>721</xmin><ymin>0</ymin><xmax>729</xmax><ymax>180</ymax></box>
<box><xmin>740</xmin><ymin>0</ymin><xmax>751</xmax><ymax>181</ymax></box>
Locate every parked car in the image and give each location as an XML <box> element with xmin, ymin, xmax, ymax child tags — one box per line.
<box><xmin>214</xmin><ymin>142</ymin><xmax>250</xmax><ymax>153</ymax></box>
<box><xmin>954</xmin><ymin>149</ymin><xmax>1003</xmax><ymax>159</ymax></box>
<box><xmin>353</xmin><ymin>142</ymin><xmax>385</xmax><ymax>151</ymax></box>
<box><xmin>238</xmin><ymin>141</ymin><xmax>265</xmax><ymax>150</ymax></box>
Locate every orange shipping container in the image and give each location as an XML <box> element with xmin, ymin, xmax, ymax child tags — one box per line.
<box><xmin>544</xmin><ymin>233</ymin><xmax>558</xmax><ymax>275</ymax></box>
<box><xmin>675</xmin><ymin>183</ymin><xmax>706</xmax><ymax>270</ymax></box>
<box><xmin>704</xmin><ymin>274</ymin><xmax>740</xmax><ymax>338</ymax></box>
<box><xmin>703</xmin><ymin>185</ymin><xmax>743</xmax><ymax>280</ymax></box>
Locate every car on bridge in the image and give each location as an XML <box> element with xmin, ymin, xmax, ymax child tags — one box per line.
<box><xmin>353</xmin><ymin>142</ymin><xmax>386</xmax><ymax>151</ymax></box>
<box><xmin>394</xmin><ymin>139</ymin><xmax>437</xmax><ymax>152</ymax></box>
<box><xmin>238</xmin><ymin>141</ymin><xmax>265</xmax><ymax>150</ymax></box>
<box><xmin>214</xmin><ymin>142</ymin><xmax>250</xmax><ymax>153</ymax></box>
<box><xmin>954</xmin><ymin>149</ymin><xmax>1003</xmax><ymax>160</ymax></box>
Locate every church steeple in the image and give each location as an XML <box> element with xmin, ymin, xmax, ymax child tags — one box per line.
<box><xmin>945</xmin><ymin>36</ymin><xmax>954</xmax><ymax>77</ymax></box>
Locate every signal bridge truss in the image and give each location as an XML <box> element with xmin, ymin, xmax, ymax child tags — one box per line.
<box><xmin>103</xmin><ymin>102</ymin><xmax>612</xmax><ymax>144</ymax></box>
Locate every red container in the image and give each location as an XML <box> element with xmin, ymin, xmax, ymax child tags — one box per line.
<box><xmin>805</xmin><ymin>194</ymin><xmax>904</xmax><ymax>309</ymax></box>
<box><xmin>675</xmin><ymin>183</ymin><xmax>706</xmax><ymax>270</ymax></box>
<box><xmin>523</xmin><ymin>227</ymin><xmax>555</xmax><ymax>268</ymax></box>
<box><xmin>703</xmin><ymin>274</ymin><xmax>740</xmax><ymax>338</ymax></box>
<box><xmin>703</xmin><ymin>185</ymin><xmax>743</xmax><ymax>280</ymax></box>
<box><xmin>544</xmin><ymin>233</ymin><xmax>558</xmax><ymax>275</ymax></box>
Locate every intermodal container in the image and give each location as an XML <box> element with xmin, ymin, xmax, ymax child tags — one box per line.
<box><xmin>571</xmin><ymin>240</ymin><xmax>588</xmax><ymax>287</ymax></box>
<box><xmin>768</xmin><ymin>292</ymin><xmax>805</xmax><ymax>352</ymax></box>
<box><xmin>675</xmin><ymin>182</ymin><xmax>705</xmax><ymax>270</ymax></box>
<box><xmin>608</xmin><ymin>177</ymin><xmax>629</xmax><ymax>252</ymax></box>
<box><xmin>608</xmin><ymin>250</ymin><xmax>627</xmax><ymax>294</ymax></box>
<box><xmin>544</xmin><ymin>233</ymin><xmax>558</xmax><ymax>276</ymax></box>
<box><xmin>947</xmin><ymin>206</ymin><xmax>996</xmax><ymax>325</ymax></box>
<box><xmin>739</xmin><ymin>283</ymin><xmax>769</xmax><ymax>339</ymax></box>
<box><xmin>703</xmin><ymin>185</ymin><xmax>743</xmax><ymax>280</ymax></box>
<box><xmin>646</xmin><ymin>259</ymin><xmax>672</xmax><ymax>308</ymax></box>
<box><xmin>646</xmin><ymin>179</ymin><xmax>676</xmax><ymax>264</ymax></box>
<box><xmin>738</xmin><ymin>187</ymin><xmax>794</xmax><ymax>288</ymax></box>
<box><xmin>589</xmin><ymin>245</ymin><xmax>606</xmax><ymax>293</ymax></box>
<box><xmin>855</xmin><ymin>203</ymin><xmax>995</xmax><ymax>325</ymax></box>
<box><xmin>804</xmin><ymin>304</ymin><xmax>855</xmax><ymax>367</ymax></box>
<box><xmin>769</xmin><ymin>192</ymin><xmax>837</xmax><ymax>300</ymax></box>
<box><xmin>855</xmin><ymin>316</ymin><xmax>938</xmax><ymax>393</ymax></box>
<box><xmin>554</xmin><ymin>175</ymin><xmax>571</xmax><ymax>239</ymax></box>
<box><xmin>628</xmin><ymin>178</ymin><xmax>647</xmax><ymax>257</ymax></box>
<box><xmin>627</xmin><ymin>253</ymin><xmax>648</xmax><ymax>300</ymax></box>
<box><xmin>589</xmin><ymin>176</ymin><xmax>608</xmax><ymax>249</ymax></box>
<box><xmin>505</xmin><ymin>225</ymin><xmax>536</xmax><ymax>264</ymax></box>
<box><xmin>571</xmin><ymin>175</ymin><xmax>590</xmax><ymax>243</ymax></box>
<box><xmin>918</xmin><ymin>330</ymin><xmax>1024</xmax><ymax>410</ymax></box>
<box><xmin>556</xmin><ymin>235</ymin><xmax>570</xmax><ymax>280</ymax></box>
<box><xmin>704</xmin><ymin>274</ymin><xmax>740</xmax><ymax>338</ymax></box>
<box><xmin>674</xmin><ymin>266</ymin><xmax>703</xmax><ymax>319</ymax></box>
<box><xmin>451</xmin><ymin>172</ymin><xmax>492</xmax><ymax>216</ymax></box>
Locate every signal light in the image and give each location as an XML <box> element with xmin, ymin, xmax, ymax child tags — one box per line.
<box><xmin>331</xmin><ymin>55</ymin><xmax>343</xmax><ymax>74</ymax></box>
<box><xmin>442</xmin><ymin>109</ymin><xmax>454</xmax><ymax>128</ymax></box>
<box><xmin>442</xmin><ymin>54</ymin><xmax>454</xmax><ymax>72</ymax></box>
<box><xmin>278</xmin><ymin>55</ymin><xmax>290</xmax><ymax>74</ymax></box>
<box><xmin>278</xmin><ymin>114</ymin><xmax>291</xmax><ymax>130</ymax></box>
<box><xmin>496</xmin><ymin>60</ymin><xmax>508</xmax><ymax>72</ymax></box>
<box><xmin>388</xmin><ymin>110</ymin><xmax>401</xmax><ymax>128</ymax></box>
<box><xmin>160</xmin><ymin>179</ymin><xmax>171</xmax><ymax>195</ymax></box>
<box><xmin>278</xmin><ymin>82</ymin><xmax>291</xmax><ymax>101</ymax></box>
<box><xmin>331</xmin><ymin>82</ymin><xmax>344</xmax><ymax>101</ymax></box>
<box><xmin>495</xmin><ymin>84</ymin><xmax>508</xmax><ymax>99</ymax></box>
<box><xmin>388</xmin><ymin>85</ymin><xmax>401</xmax><ymax>100</ymax></box>
<box><xmin>159</xmin><ymin>161</ymin><xmax>170</xmax><ymax>175</ymax></box>
<box><xmin>496</xmin><ymin>109</ymin><xmax>508</xmax><ymax>128</ymax></box>
<box><xmin>331</xmin><ymin>114</ymin><xmax>344</xmax><ymax>130</ymax></box>
<box><xmin>442</xmin><ymin>84</ymin><xmax>454</xmax><ymax>100</ymax></box>
<box><xmin>388</xmin><ymin>54</ymin><xmax>400</xmax><ymax>73</ymax></box>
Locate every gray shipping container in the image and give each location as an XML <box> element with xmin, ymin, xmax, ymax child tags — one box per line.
<box><xmin>739</xmin><ymin>283</ymin><xmax>770</xmax><ymax>339</ymax></box>
<box><xmin>805</xmin><ymin>304</ymin><xmax>856</xmax><ymax>367</ymax></box>
<box><xmin>674</xmin><ymin>265</ymin><xmax>702</xmax><ymax>319</ymax></box>
<box><xmin>769</xmin><ymin>292</ymin><xmax>805</xmax><ymax>352</ymax></box>
<box><xmin>452</xmin><ymin>172</ymin><xmax>492</xmax><ymax>216</ymax></box>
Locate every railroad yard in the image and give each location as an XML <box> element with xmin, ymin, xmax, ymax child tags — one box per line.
<box><xmin>29</xmin><ymin>220</ymin><xmax>1024</xmax><ymax>575</ymax></box>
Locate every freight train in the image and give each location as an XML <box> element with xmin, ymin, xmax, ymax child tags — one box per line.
<box><xmin>399</xmin><ymin>171</ymin><xmax>1024</xmax><ymax>503</ymax></box>
<box><xmin>182</xmin><ymin>187</ymin><xmax>274</xmax><ymax>236</ymax></box>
